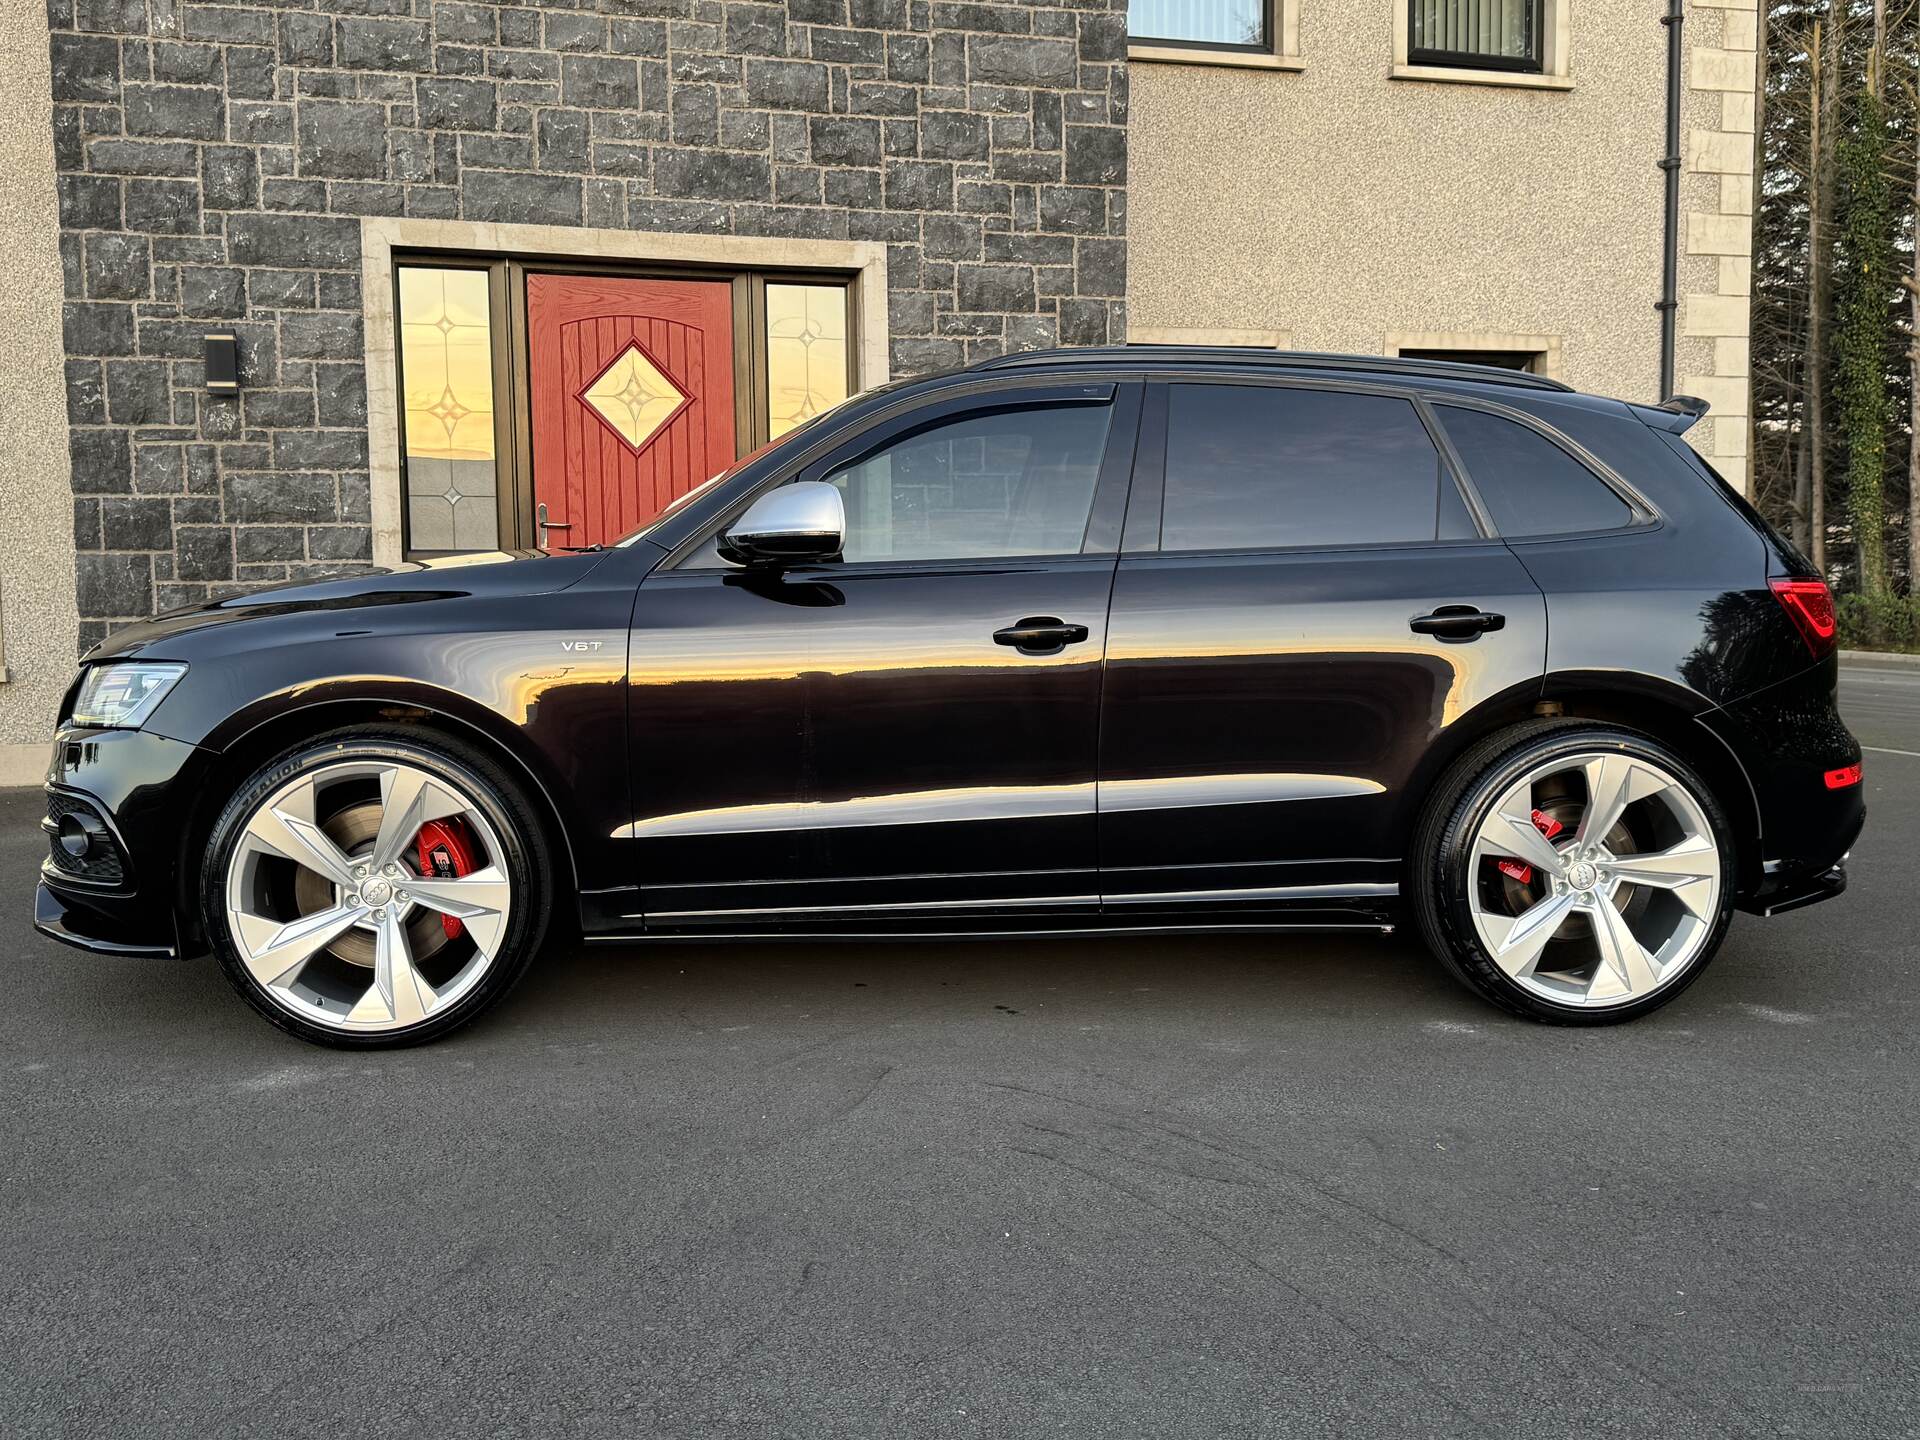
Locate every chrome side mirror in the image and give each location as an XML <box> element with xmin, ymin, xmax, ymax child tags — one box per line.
<box><xmin>719</xmin><ymin>481</ymin><xmax>845</xmax><ymax>565</ymax></box>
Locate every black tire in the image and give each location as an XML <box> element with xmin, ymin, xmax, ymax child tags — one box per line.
<box><xmin>201</xmin><ymin>726</ymin><xmax>553</xmax><ymax>1048</ymax></box>
<box><xmin>1410</xmin><ymin>719</ymin><xmax>1736</xmax><ymax>1025</ymax></box>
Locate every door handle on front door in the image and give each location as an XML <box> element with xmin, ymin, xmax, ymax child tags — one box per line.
<box><xmin>993</xmin><ymin>617</ymin><xmax>1091</xmax><ymax>654</ymax></box>
<box><xmin>536</xmin><ymin>502</ymin><xmax>572</xmax><ymax>550</ymax></box>
<box><xmin>1410</xmin><ymin>605</ymin><xmax>1506</xmax><ymax>641</ymax></box>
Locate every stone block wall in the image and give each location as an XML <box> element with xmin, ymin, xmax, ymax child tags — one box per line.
<box><xmin>46</xmin><ymin>0</ymin><xmax>1129</xmax><ymax>643</ymax></box>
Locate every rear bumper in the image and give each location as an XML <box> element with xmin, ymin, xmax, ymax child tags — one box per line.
<box><xmin>1741</xmin><ymin>859</ymin><xmax>1849</xmax><ymax>918</ymax></box>
<box><xmin>1697</xmin><ymin>657</ymin><xmax>1865</xmax><ymax>911</ymax></box>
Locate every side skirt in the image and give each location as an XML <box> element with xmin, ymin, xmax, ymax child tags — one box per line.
<box><xmin>584</xmin><ymin>919</ymin><xmax>1398</xmax><ymax>945</ymax></box>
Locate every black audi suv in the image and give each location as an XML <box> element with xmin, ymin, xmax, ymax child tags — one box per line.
<box><xmin>35</xmin><ymin>347</ymin><xmax>1863</xmax><ymax>1046</ymax></box>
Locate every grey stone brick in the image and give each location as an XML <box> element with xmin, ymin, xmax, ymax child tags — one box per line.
<box><xmin>1075</xmin><ymin>235</ymin><xmax>1124</xmax><ymax>296</ymax></box>
<box><xmin>297</xmin><ymin>99</ymin><xmax>390</xmax><ymax>178</ymax></box>
<box><xmin>884</xmin><ymin>159</ymin><xmax>952</xmax><ymax>210</ymax></box>
<box><xmin>70</xmin><ymin>428</ymin><xmax>132</xmax><ymax>494</ymax></box>
<box><xmin>180</xmin><ymin>266</ymin><xmax>246</xmax><ymax>317</ymax></box>
<box><xmin>201</xmin><ymin>145</ymin><xmax>259</xmax><ymax>208</ymax></box>
<box><xmin>418</xmin><ymin>76</ymin><xmax>497</xmax><ymax>129</ymax></box>
<box><xmin>87</xmin><ymin>138</ymin><xmax>200</xmax><ymax>177</ymax></box>
<box><xmin>725</xmin><ymin>4</ymin><xmax>786</xmax><ymax>55</ymax></box>
<box><xmin>66</xmin><ymin>361</ymin><xmax>106</xmax><ymax>424</ymax></box>
<box><xmin>271</xmin><ymin>428</ymin><xmax>365</xmax><ymax>468</ymax></box>
<box><xmin>308</xmin><ymin>525</ymin><xmax>373</xmax><ymax>561</ymax></box>
<box><xmin>225</xmin><ymin>46</ymin><xmax>277</xmax><ymax>101</ymax></box>
<box><xmin>64</xmin><ymin>302</ymin><xmax>136</xmax><ymax>356</ymax></box>
<box><xmin>104</xmin><ymin>359</ymin><xmax>171</xmax><ymax>424</ymax></box>
<box><xmin>236</xmin><ymin>526</ymin><xmax>306</xmax><ymax>562</ymax></box>
<box><xmin>561</xmin><ymin>54</ymin><xmax>638</xmax><ymax>108</ymax></box>
<box><xmin>745</xmin><ymin>58</ymin><xmax>827</xmax><ymax>110</ymax></box>
<box><xmin>227</xmin><ymin>471</ymin><xmax>336</xmax><ymax>523</ymax></box>
<box><xmin>280</xmin><ymin>312</ymin><xmax>363</xmax><ymax>360</ymax></box>
<box><xmin>227</xmin><ymin>214</ymin><xmax>361</xmax><ymax>268</ymax></box>
<box><xmin>58</xmin><ymin>175</ymin><xmax>121</xmax><ymax>229</ymax></box>
<box><xmin>809</xmin><ymin>116</ymin><xmax>881</xmax><ymax>167</ymax></box>
<box><xmin>1064</xmin><ymin>123</ymin><xmax>1124</xmax><ymax>184</ymax></box>
<box><xmin>248</xmin><ymin>271</ymin><xmax>315</xmax><ymax>312</ymax></box>
<box><xmin>51</xmin><ymin>33</ymin><xmax>120</xmax><ymax>102</ymax></box>
<box><xmin>83</xmin><ymin>233</ymin><xmax>151</xmax><ymax>300</ymax></box>
<box><xmin>102</xmin><ymin>496</ymin><xmax>173</xmax><ymax>549</ymax></box>
<box><xmin>462</xmin><ymin>169</ymin><xmax>584</xmax><ymax>223</ymax></box>
<box><xmin>338</xmin><ymin>17</ymin><xmax>432</xmax><ymax>71</ymax></box>
<box><xmin>124</xmin><ymin>84</ymin><xmax>226</xmax><ymax>140</ymax></box>
<box><xmin>279</xmin><ymin>13</ymin><xmax>333</xmax><ymax>66</ymax></box>
<box><xmin>654</xmin><ymin>149</ymin><xmax>769</xmax><ymax>201</ymax></box>
<box><xmin>175</xmin><ymin>526</ymin><xmax>234</xmax><ymax>579</ymax></box>
<box><xmin>77</xmin><ymin>552</ymin><xmax>153</xmax><ymax>618</ymax></box>
<box><xmin>125</xmin><ymin>178</ymin><xmax>202</xmax><ymax>233</ymax></box>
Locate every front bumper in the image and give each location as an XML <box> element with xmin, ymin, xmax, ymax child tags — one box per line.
<box><xmin>34</xmin><ymin>882</ymin><xmax>181</xmax><ymax>959</ymax></box>
<box><xmin>34</xmin><ymin>726</ymin><xmax>211</xmax><ymax>959</ymax></box>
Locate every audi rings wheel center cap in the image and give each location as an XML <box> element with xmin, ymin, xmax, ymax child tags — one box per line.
<box><xmin>1566</xmin><ymin>860</ymin><xmax>1600</xmax><ymax>892</ymax></box>
<box><xmin>359</xmin><ymin>878</ymin><xmax>394</xmax><ymax>908</ymax></box>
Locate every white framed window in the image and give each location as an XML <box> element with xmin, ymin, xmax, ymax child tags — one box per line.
<box><xmin>1129</xmin><ymin>0</ymin><xmax>1301</xmax><ymax>71</ymax></box>
<box><xmin>1387</xmin><ymin>331</ymin><xmax>1564</xmax><ymax>381</ymax></box>
<box><xmin>1393</xmin><ymin>0</ymin><xmax>1571</xmax><ymax>89</ymax></box>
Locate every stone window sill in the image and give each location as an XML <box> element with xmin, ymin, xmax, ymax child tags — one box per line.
<box><xmin>1389</xmin><ymin>63</ymin><xmax>1572</xmax><ymax>91</ymax></box>
<box><xmin>1128</xmin><ymin>44</ymin><xmax>1304</xmax><ymax>72</ymax></box>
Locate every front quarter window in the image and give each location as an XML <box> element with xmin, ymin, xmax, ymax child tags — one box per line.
<box><xmin>824</xmin><ymin>403</ymin><xmax>1113</xmax><ymax>564</ymax></box>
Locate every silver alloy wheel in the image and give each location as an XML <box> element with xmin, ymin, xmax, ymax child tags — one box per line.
<box><xmin>223</xmin><ymin>759</ymin><xmax>513</xmax><ymax>1034</ymax></box>
<box><xmin>1466</xmin><ymin>750</ymin><xmax>1721</xmax><ymax>1009</ymax></box>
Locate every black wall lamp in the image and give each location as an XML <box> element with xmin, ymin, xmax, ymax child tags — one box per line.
<box><xmin>203</xmin><ymin>332</ymin><xmax>239</xmax><ymax>392</ymax></box>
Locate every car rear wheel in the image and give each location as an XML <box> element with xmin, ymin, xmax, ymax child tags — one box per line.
<box><xmin>202</xmin><ymin>728</ymin><xmax>551</xmax><ymax>1047</ymax></box>
<box><xmin>1413</xmin><ymin>721</ymin><xmax>1735</xmax><ymax>1024</ymax></box>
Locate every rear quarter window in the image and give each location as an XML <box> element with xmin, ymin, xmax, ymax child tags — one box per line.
<box><xmin>1162</xmin><ymin>383</ymin><xmax>1466</xmax><ymax>551</ymax></box>
<box><xmin>1437</xmin><ymin>405</ymin><xmax>1632</xmax><ymax>538</ymax></box>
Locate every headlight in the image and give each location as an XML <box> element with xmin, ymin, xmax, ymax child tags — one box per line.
<box><xmin>70</xmin><ymin>663</ymin><xmax>187</xmax><ymax>729</ymax></box>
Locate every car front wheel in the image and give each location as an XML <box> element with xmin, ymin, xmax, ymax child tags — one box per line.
<box><xmin>202</xmin><ymin>728</ymin><xmax>551</xmax><ymax>1047</ymax></box>
<box><xmin>1413</xmin><ymin>721</ymin><xmax>1735</xmax><ymax>1024</ymax></box>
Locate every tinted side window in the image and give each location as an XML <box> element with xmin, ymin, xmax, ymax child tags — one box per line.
<box><xmin>825</xmin><ymin>403</ymin><xmax>1112</xmax><ymax>563</ymax></box>
<box><xmin>1161</xmin><ymin>384</ymin><xmax>1453</xmax><ymax>551</ymax></box>
<box><xmin>1438</xmin><ymin>405</ymin><xmax>1632</xmax><ymax>537</ymax></box>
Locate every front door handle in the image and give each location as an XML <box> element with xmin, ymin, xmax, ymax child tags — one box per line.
<box><xmin>536</xmin><ymin>501</ymin><xmax>572</xmax><ymax>550</ymax></box>
<box><xmin>1410</xmin><ymin>605</ymin><xmax>1505</xmax><ymax>640</ymax></box>
<box><xmin>994</xmin><ymin>617</ymin><xmax>1091</xmax><ymax>654</ymax></box>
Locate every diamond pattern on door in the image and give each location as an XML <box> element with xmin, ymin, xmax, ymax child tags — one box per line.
<box><xmin>578</xmin><ymin>341</ymin><xmax>691</xmax><ymax>455</ymax></box>
<box><xmin>527</xmin><ymin>274</ymin><xmax>736</xmax><ymax>549</ymax></box>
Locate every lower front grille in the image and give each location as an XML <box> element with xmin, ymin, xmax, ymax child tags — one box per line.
<box><xmin>42</xmin><ymin>792</ymin><xmax>128</xmax><ymax>887</ymax></box>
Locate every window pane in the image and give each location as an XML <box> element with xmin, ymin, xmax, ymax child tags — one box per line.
<box><xmin>398</xmin><ymin>267</ymin><xmax>498</xmax><ymax>553</ymax></box>
<box><xmin>1411</xmin><ymin>0</ymin><xmax>1537</xmax><ymax>64</ymax></box>
<box><xmin>1162</xmin><ymin>385</ymin><xmax>1446</xmax><ymax>551</ymax></box>
<box><xmin>1131</xmin><ymin>0</ymin><xmax>1265</xmax><ymax>47</ymax></box>
<box><xmin>767</xmin><ymin>283</ymin><xmax>849</xmax><ymax>439</ymax></box>
<box><xmin>1437</xmin><ymin>406</ymin><xmax>1632</xmax><ymax>537</ymax></box>
<box><xmin>827</xmin><ymin>404</ymin><xmax>1112</xmax><ymax>563</ymax></box>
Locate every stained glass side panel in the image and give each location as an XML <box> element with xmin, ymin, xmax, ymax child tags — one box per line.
<box><xmin>765</xmin><ymin>284</ymin><xmax>850</xmax><ymax>439</ymax></box>
<box><xmin>398</xmin><ymin>266</ymin><xmax>500</xmax><ymax>552</ymax></box>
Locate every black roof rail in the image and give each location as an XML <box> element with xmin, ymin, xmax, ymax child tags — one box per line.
<box><xmin>968</xmin><ymin>345</ymin><xmax>1576</xmax><ymax>393</ymax></box>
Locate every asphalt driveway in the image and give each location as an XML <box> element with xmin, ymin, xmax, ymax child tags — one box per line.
<box><xmin>2</xmin><ymin>664</ymin><xmax>1916</xmax><ymax>1438</ymax></box>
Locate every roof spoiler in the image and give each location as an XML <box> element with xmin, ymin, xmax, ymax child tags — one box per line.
<box><xmin>1629</xmin><ymin>394</ymin><xmax>1710</xmax><ymax>435</ymax></box>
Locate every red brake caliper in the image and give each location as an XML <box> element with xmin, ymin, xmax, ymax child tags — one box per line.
<box><xmin>1495</xmin><ymin>809</ymin><xmax>1564</xmax><ymax>886</ymax></box>
<box><xmin>415</xmin><ymin>818</ymin><xmax>479</xmax><ymax>939</ymax></box>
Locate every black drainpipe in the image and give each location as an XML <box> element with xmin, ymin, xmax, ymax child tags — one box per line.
<box><xmin>1657</xmin><ymin>0</ymin><xmax>1685</xmax><ymax>400</ymax></box>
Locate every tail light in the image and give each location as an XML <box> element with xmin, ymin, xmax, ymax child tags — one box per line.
<box><xmin>1770</xmin><ymin>577</ymin><xmax>1837</xmax><ymax>658</ymax></box>
<box><xmin>1824</xmin><ymin>763</ymin><xmax>1862</xmax><ymax>790</ymax></box>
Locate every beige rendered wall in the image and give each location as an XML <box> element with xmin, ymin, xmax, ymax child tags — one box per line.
<box><xmin>1128</xmin><ymin>0</ymin><xmax>1758</xmax><ymax>485</ymax></box>
<box><xmin>0</xmin><ymin>0</ymin><xmax>79</xmax><ymax>785</ymax></box>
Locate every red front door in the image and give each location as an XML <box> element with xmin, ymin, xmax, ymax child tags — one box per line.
<box><xmin>527</xmin><ymin>274</ymin><xmax>736</xmax><ymax>549</ymax></box>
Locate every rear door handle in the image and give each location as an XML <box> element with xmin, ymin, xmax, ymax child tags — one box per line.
<box><xmin>1410</xmin><ymin>605</ymin><xmax>1505</xmax><ymax>640</ymax></box>
<box><xmin>994</xmin><ymin>617</ymin><xmax>1091</xmax><ymax>653</ymax></box>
